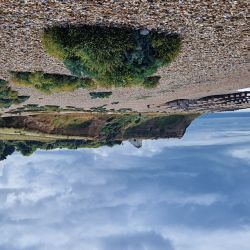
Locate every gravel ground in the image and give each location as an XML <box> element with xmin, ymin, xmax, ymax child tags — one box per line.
<box><xmin>0</xmin><ymin>0</ymin><xmax>249</xmax><ymax>113</ymax></box>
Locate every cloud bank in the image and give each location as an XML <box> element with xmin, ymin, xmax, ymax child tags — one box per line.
<box><xmin>0</xmin><ymin>113</ymin><xmax>250</xmax><ymax>250</ymax></box>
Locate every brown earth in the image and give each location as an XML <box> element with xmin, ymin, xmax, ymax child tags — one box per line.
<box><xmin>0</xmin><ymin>0</ymin><xmax>249</xmax><ymax>113</ymax></box>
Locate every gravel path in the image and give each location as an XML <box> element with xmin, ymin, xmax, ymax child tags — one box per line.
<box><xmin>0</xmin><ymin>0</ymin><xmax>249</xmax><ymax>113</ymax></box>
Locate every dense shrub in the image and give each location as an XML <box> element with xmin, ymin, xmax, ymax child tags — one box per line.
<box><xmin>42</xmin><ymin>25</ymin><xmax>181</xmax><ymax>88</ymax></box>
<box><xmin>11</xmin><ymin>71</ymin><xmax>95</xmax><ymax>93</ymax></box>
<box><xmin>143</xmin><ymin>76</ymin><xmax>161</xmax><ymax>88</ymax></box>
<box><xmin>0</xmin><ymin>79</ymin><xmax>29</xmax><ymax>108</ymax></box>
<box><xmin>89</xmin><ymin>91</ymin><xmax>112</xmax><ymax>99</ymax></box>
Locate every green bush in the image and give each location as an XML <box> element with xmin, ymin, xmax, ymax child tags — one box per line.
<box><xmin>89</xmin><ymin>91</ymin><xmax>112</xmax><ymax>99</ymax></box>
<box><xmin>90</xmin><ymin>105</ymin><xmax>107</xmax><ymax>112</ymax></box>
<box><xmin>143</xmin><ymin>76</ymin><xmax>161</xmax><ymax>88</ymax></box>
<box><xmin>0</xmin><ymin>79</ymin><xmax>29</xmax><ymax>108</ymax></box>
<box><xmin>11</xmin><ymin>71</ymin><xmax>95</xmax><ymax>93</ymax></box>
<box><xmin>42</xmin><ymin>25</ymin><xmax>181</xmax><ymax>88</ymax></box>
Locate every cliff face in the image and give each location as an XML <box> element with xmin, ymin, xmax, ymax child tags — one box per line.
<box><xmin>123</xmin><ymin>115</ymin><xmax>197</xmax><ymax>139</ymax></box>
<box><xmin>0</xmin><ymin>113</ymin><xmax>198</xmax><ymax>141</ymax></box>
<box><xmin>0</xmin><ymin>113</ymin><xmax>199</xmax><ymax>160</ymax></box>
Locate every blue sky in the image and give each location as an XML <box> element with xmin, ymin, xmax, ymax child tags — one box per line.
<box><xmin>0</xmin><ymin>112</ymin><xmax>250</xmax><ymax>250</ymax></box>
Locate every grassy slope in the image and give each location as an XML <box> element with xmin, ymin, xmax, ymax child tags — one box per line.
<box><xmin>0</xmin><ymin>128</ymin><xmax>92</xmax><ymax>141</ymax></box>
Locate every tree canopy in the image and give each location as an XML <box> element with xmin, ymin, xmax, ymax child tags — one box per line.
<box><xmin>0</xmin><ymin>139</ymin><xmax>121</xmax><ymax>160</ymax></box>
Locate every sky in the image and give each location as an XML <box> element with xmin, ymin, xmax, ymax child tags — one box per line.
<box><xmin>0</xmin><ymin>112</ymin><xmax>250</xmax><ymax>250</ymax></box>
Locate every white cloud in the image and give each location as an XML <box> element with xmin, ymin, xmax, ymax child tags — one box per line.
<box><xmin>0</xmin><ymin>113</ymin><xmax>250</xmax><ymax>249</ymax></box>
<box><xmin>163</xmin><ymin>226</ymin><xmax>250</xmax><ymax>250</ymax></box>
<box><xmin>230</xmin><ymin>148</ymin><xmax>250</xmax><ymax>162</ymax></box>
<box><xmin>238</xmin><ymin>87</ymin><xmax>250</xmax><ymax>92</ymax></box>
<box><xmin>0</xmin><ymin>146</ymin><xmax>249</xmax><ymax>250</ymax></box>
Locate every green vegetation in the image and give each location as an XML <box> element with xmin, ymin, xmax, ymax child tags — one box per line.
<box><xmin>89</xmin><ymin>91</ymin><xmax>112</xmax><ymax>99</ymax></box>
<box><xmin>42</xmin><ymin>25</ymin><xmax>181</xmax><ymax>88</ymax></box>
<box><xmin>10</xmin><ymin>26</ymin><xmax>180</xmax><ymax>93</ymax></box>
<box><xmin>0</xmin><ymin>139</ymin><xmax>121</xmax><ymax>160</ymax></box>
<box><xmin>101</xmin><ymin>113</ymin><xmax>143</xmax><ymax>141</ymax></box>
<box><xmin>0</xmin><ymin>79</ymin><xmax>29</xmax><ymax>108</ymax></box>
<box><xmin>90</xmin><ymin>105</ymin><xmax>107</xmax><ymax>112</ymax></box>
<box><xmin>11</xmin><ymin>71</ymin><xmax>95</xmax><ymax>93</ymax></box>
<box><xmin>128</xmin><ymin>114</ymin><xmax>188</xmax><ymax>131</ymax></box>
<box><xmin>8</xmin><ymin>104</ymin><xmax>87</xmax><ymax>114</ymax></box>
<box><xmin>0</xmin><ymin>113</ymin><xmax>173</xmax><ymax>159</ymax></box>
<box><xmin>0</xmin><ymin>112</ymin><xmax>199</xmax><ymax>160</ymax></box>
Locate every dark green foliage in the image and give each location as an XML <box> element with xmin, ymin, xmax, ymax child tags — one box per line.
<box><xmin>67</xmin><ymin>120</ymin><xmax>92</xmax><ymax>129</ymax></box>
<box><xmin>124</xmin><ymin>114</ymin><xmax>197</xmax><ymax>139</ymax></box>
<box><xmin>143</xmin><ymin>76</ymin><xmax>161</xmax><ymax>88</ymax></box>
<box><xmin>90</xmin><ymin>105</ymin><xmax>107</xmax><ymax>112</ymax></box>
<box><xmin>11</xmin><ymin>71</ymin><xmax>95</xmax><ymax>93</ymax></box>
<box><xmin>0</xmin><ymin>139</ymin><xmax>122</xmax><ymax>160</ymax></box>
<box><xmin>8</xmin><ymin>104</ymin><xmax>87</xmax><ymax>114</ymax></box>
<box><xmin>16</xmin><ymin>96</ymin><xmax>30</xmax><ymax>103</ymax></box>
<box><xmin>0</xmin><ymin>79</ymin><xmax>29</xmax><ymax>108</ymax></box>
<box><xmin>25</xmin><ymin>104</ymin><xmax>39</xmax><ymax>108</ymax></box>
<box><xmin>43</xmin><ymin>105</ymin><xmax>61</xmax><ymax>112</ymax></box>
<box><xmin>135</xmin><ymin>114</ymin><xmax>187</xmax><ymax>129</ymax></box>
<box><xmin>101</xmin><ymin>114</ymin><xmax>141</xmax><ymax>141</ymax></box>
<box><xmin>0</xmin><ymin>142</ymin><xmax>15</xmax><ymax>160</ymax></box>
<box><xmin>42</xmin><ymin>25</ymin><xmax>181</xmax><ymax>88</ymax></box>
<box><xmin>89</xmin><ymin>91</ymin><xmax>112</xmax><ymax>99</ymax></box>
